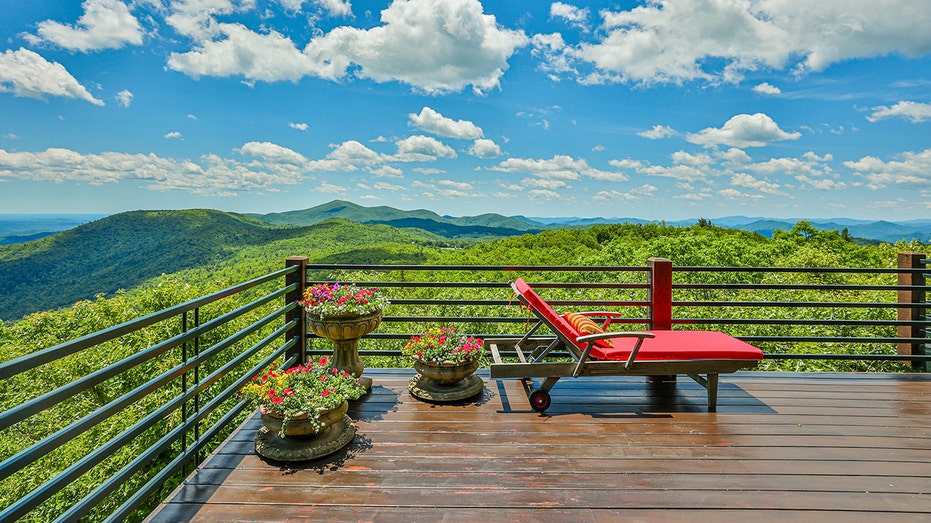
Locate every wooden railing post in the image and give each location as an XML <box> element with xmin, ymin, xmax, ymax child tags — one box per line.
<box><xmin>285</xmin><ymin>256</ymin><xmax>308</xmax><ymax>365</ymax></box>
<box><xmin>648</xmin><ymin>257</ymin><xmax>673</xmax><ymax>330</ymax></box>
<box><xmin>897</xmin><ymin>252</ymin><xmax>927</xmax><ymax>371</ymax></box>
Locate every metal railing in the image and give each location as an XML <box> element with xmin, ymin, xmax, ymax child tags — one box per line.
<box><xmin>0</xmin><ymin>266</ymin><xmax>302</xmax><ymax>523</ymax></box>
<box><xmin>0</xmin><ymin>254</ymin><xmax>928</xmax><ymax>522</ymax></box>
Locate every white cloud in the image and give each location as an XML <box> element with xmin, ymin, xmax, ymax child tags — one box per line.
<box><xmin>844</xmin><ymin>148</ymin><xmax>931</xmax><ymax>188</ymax></box>
<box><xmin>492</xmin><ymin>154</ymin><xmax>626</xmax><ymax>182</ymax></box>
<box><xmin>409</xmin><ymin>107</ymin><xmax>483</xmax><ymax>139</ymax></box>
<box><xmin>168</xmin><ymin>23</ymin><xmax>316</xmax><ymax>82</ymax></box>
<box><xmin>686</xmin><ymin>113</ymin><xmax>801</xmax><ymax>148</ymax></box>
<box><xmin>304</xmin><ymin>0</ymin><xmax>529</xmax><ymax>93</ymax></box>
<box><xmin>168</xmin><ymin>0</ymin><xmax>527</xmax><ymax>92</ymax></box>
<box><xmin>289</xmin><ymin>122</ymin><xmax>309</xmax><ymax>130</ymax></box>
<box><xmin>541</xmin><ymin>0</ymin><xmax>931</xmax><ymax>86</ymax></box>
<box><xmin>164</xmin><ymin>131</ymin><xmax>183</xmax><ymax>139</ymax></box>
<box><xmin>468</xmin><ymin>138</ymin><xmax>501</xmax><ymax>158</ymax></box>
<box><xmin>550</xmin><ymin>2</ymin><xmax>589</xmax><ymax>30</ymax></box>
<box><xmin>238</xmin><ymin>141</ymin><xmax>307</xmax><ymax>165</ymax></box>
<box><xmin>867</xmin><ymin>101</ymin><xmax>931</xmax><ymax>123</ymax></box>
<box><xmin>115</xmin><ymin>89</ymin><xmax>133</xmax><ymax>107</ymax></box>
<box><xmin>0</xmin><ymin>146</ymin><xmax>302</xmax><ymax>196</ymax></box>
<box><xmin>439</xmin><ymin>179</ymin><xmax>473</xmax><ymax>190</ymax></box>
<box><xmin>671</xmin><ymin>151</ymin><xmax>713</xmax><ymax>166</ymax></box>
<box><xmin>0</xmin><ymin>48</ymin><xmax>104</xmax><ymax>106</ymax></box>
<box><xmin>27</xmin><ymin>0</ymin><xmax>144</xmax><ymax>52</ymax></box>
<box><xmin>393</xmin><ymin>135</ymin><xmax>457</xmax><ymax>162</ymax></box>
<box><xmin>729</xmin><ymin>172</ymin><xmax>785</xmax><ymax>195</ymax></box>
<box><xmin>638</xmin><ymin>124</ymin><xmax>678</xmax><ymax>139</ymax></box>
<box><xmin>307</xmin><ymin>140</ymin><xmax>385</xmax><ymax>171</ymax></box>
<box><xmin>753</xmin><ymin>82</ymin><xmax>781</xmax><ymax>95</ymax></box>
<box><xmin>370</xmin><ymin>165</ymin><xmax>403</xmax><ymax>178</ymax></box>
<box><xmin>373</xmin><ymin>181</ymin><xmax>404</xmax><ymax>191</ymax></box>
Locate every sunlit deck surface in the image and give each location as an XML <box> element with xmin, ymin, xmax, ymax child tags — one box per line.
<box><xmin>148</xmin><ymin>370</ymin><xmax>931</xmax><ymax>522</ymax></box>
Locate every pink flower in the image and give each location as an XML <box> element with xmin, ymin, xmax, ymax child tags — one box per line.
<box><xmin>271</xmin><ymin>396</ymin><xmax>283</xmax><ymax>405</ymax></box>
<box><xmin>321</xmin><ymin>389</ymin><xmax>330</xmax><ymax>397</ymax></box>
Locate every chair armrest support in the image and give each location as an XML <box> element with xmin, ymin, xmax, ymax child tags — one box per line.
<box><xmin>573</xmin><ymin>332</ymin><xmax>655</xmax><ymax>377</ymax></box>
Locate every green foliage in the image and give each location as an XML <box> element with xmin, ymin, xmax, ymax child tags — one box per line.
<box><xmin>0</xmin><ymin>215</ymin><xmax>926</xmax><ymax>522</ymax></box>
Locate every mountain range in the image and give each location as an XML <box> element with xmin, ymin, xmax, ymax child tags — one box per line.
<box><xmin>1</xmin><ymin>200</ymin><xmax>928</xmax><ymax>321</ymax></box>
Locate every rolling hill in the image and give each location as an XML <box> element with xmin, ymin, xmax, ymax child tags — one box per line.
<box><xmin>255</xmin><ymin>200</ymin><xmax>543</xmax><ymax>237</ymax></box>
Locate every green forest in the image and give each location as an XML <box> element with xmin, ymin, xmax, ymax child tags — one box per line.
<box><xmin>0</xmin><ymin>209</ymin><xmax>927</xmax><ymax>522</ymax></box>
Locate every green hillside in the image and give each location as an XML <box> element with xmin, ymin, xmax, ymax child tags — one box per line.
<box><xmin>0</xmin><ymin>210</ymin><xmax>452</xmax><ymax>321</ymax></box>
<box><xmin>0</xmin><ymin>210</ymin><xmax>306</xmax><ymax>320</ymax></box>
<box><xmin>256</xmin><ymin>199</ymin><xmax>543</xmax><ymax>236</ymax></box>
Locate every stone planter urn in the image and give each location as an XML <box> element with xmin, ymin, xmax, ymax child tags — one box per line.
<box><xmin>306</xmin><ymin>309</ymin><xmax>382</xmax><ymax>392</ymax></box>
<box><xmin>254</xmin><ymin>400</ymin><xmax>355</xmax><ymax>462</ymax></box>
<box><xmin>408</xmin><ymin>357</ymin><xmax>484</xmax><ymax>403</ymax></box>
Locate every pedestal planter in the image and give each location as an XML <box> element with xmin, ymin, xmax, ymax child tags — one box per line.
<box><xmin>408</xmin><ymin>358</ymin><xmax>484</xmax><ymax>403</ymax></box>
<box><xmin>254</xmin><ymin>401</ymin><xmax>355</xmax><ymax>462</ymax></box>
<box><xmin>307</xmin><ymin>309</ymin><xmax>382</xmax><ymax>391</ymax></box>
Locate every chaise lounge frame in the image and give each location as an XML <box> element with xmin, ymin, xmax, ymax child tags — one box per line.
<box><xmin>488</xmin><ymin>275</ymin><xmax>764</xmax><ymax>412</ymax></box>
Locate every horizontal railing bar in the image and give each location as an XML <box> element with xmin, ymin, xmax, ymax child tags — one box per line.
<box><xmin>0</xmin><ymin>301</ymin><xmax>292</xmax><ymax>485</ymax></box>
<box><xmin>0</xmin><ymin>286</ymin><xmax>293</xmax><ymax>432</ymax></box>
<box><xmin>673</xmin><ymin>300</ymin><xmax>907</xmax><ymax>308</ymax></box>
<box><xmin>52</xmin><ymin>321</ymin><xmax>296</xmax><ymax>523</ymax></box>
<box><xmin>325</xmin><ymin>281</ymin><xmax>649</xmax><ymax>289</ymax></box>
<box><xmin>676</xmin><ymin>266</ymin><xmax>925</xmax><ymax>274</ymax></box>
<box><xmin>0</xmin><ymin>267</ymin><xmax>296</xmax><ymax>381</ymax></box>
<box><xmin>677</xmin><ymin>318</ymin><xmax>931</xmax><ymax>327</ymax></box>
<box><xmin>306</xmin><ymin>264</ymin><xmax>650</xmax><ymax>272</ymax></box>
<box><xmin>675</xmin><ymin>283</ymin><xmax>926</xmax><ymax>292</ymax></box>
<box><xmin>8</xmin><ymin>314</ymin><xmax>294</xmax><ymax>523</ymax></box>
<box><xmin>387</xmin><ymin>299</ymin><xmax>650</xmax><ymax>307</ymax></box>
<box><xmin>101</xmin><ymin>340</ymin><xmax>299</xmax><ymax>523</ymax></box>
<box><xmin>766</xmin><ymin>353</ymin><xmax>931</xmax><ymax>361</ymax></box>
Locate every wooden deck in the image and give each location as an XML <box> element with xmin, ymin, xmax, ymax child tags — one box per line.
<box><xmin>148</xmin><ymin>370</ymin><xmax>931</xmax><ymax>522</ymax></box>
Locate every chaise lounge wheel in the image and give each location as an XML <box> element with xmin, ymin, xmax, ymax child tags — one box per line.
<box><xmin>529</xmin><ymin>389</ymin><xmax>551</xmax><ymax>412</ymax></box>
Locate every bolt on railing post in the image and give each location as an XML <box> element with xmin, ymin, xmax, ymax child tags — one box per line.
<box><xmin>648</xmin><ymin>257</ymin><xmax>673</xmax><ymax>330</ymax></box>
<box><xmin>286</xmin><ymin>256</ymin><xmax>308</xmax><ymax>365</ymax></box>
<box><xmin>897</xmin><ymin>252</ymin><xmax>927</xmax><ymax>371</ymax></box>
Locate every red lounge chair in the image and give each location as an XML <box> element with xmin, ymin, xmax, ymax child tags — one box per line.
<box><xmin>488</xmin><ymin>278</ymin><xmax>764</xmax><ymax>412</ymax></box>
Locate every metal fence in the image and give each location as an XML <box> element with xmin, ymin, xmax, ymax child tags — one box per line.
<box><xmin>0</xmin><ymin>255</ymin><xmax>927</xmax><ymax>522</ymax></box>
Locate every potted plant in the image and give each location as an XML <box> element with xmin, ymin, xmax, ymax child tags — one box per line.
<box><xmin>299</xmin><ymin>283</ymin><xmax>389</xmax><ymax>390</ymax></box>
<box><xmin>241</xmin><ymin>357</ymin><xmax>367</xmax><ymax>439</ymax></box>
<box><xmin>403</xmin><ymin>327</ymin><xmax>485</xmax><ymax>402</ymax></box>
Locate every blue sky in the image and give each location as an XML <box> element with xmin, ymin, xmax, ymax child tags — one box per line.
<box><xmin>1</xmin><ymin>0</ymin><xmax>931</xmax><ymax>220</ymax></box>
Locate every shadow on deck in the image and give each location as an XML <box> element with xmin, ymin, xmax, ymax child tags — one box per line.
<box><xmin>148</xmin><ymin>370</ymin><xmax>931</xmax><ymax>522</ymax></box>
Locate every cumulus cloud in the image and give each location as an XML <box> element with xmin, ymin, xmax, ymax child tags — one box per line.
<box><xmin>0</xmin><ymin>146</ymin><xmax>303</xmax><ymax>196</ymax></box>
<box><xmin>753</xmin><ymin>82</ymin><xmax>781</xmax><ymax>95</ymax></box>
<box><xmin>307</xmin><ymin>140</ymin><xmax>385</xmax><ymax>171</ymax></box>
<box><xmin>306</xmin><ymin>0</ymin><xmax>529</xmax><ymax>93</ymax></box>
<box><xmin>491</xmin><ymin>154</ymin><xmax>627</xmax><ymax>182</ymax></box>
<box><xmin>289</xmin><ymin>122</ymin><xmax>309</xmax><ymax>130</ymax></box>
<box><xmin>867</xmin><ymin>101</ymin><xmax>931</xmax><ymax>123</ymax></box>
<box><xmin>115</xmin><ymin>89</ymin><xmax>133</xmax><ymax>107</ymax></box>
<box><xmin>686</xmin><ymin>113</ymin><xmax>801</xmax><ymax>148</ymax></box>
<box><xmin>638</xmin><ymin>124</ymin><xmax>678</xmax><ymax>139</ymax></box>
<box><xmin>0</xmin><ymin>48</ymin><xmax>104</xmax><ymax>105</ymax></box>
<box><xmin>844</xmin><ymin>148</ymin><xmax>931</xmax><ymax>188</ymax></box>
<box><xmin>468</xmin><ymin>138</ymin><xmax>501</xmax><ymax>158</ymax></box>
<box><xmin>729</xmin><ymin>172</ymin><xmax>786</xmax><ymax>195</ymax></box>
<box><xmin>409</xmin><ymin>107</ymin><xmax>483</xmax><ymax>139</ymax></box>
<box><xmin>27</xmin><ymin>0</ymin><xmax>144</xmax><ymax>51</ymax></box>
<box><xmin>539</xmin><ymin>0</ymin><xmax>931</xmax><ymax>86</ymax></box>
<box><xmin>168</xmin><ymin>23</ymin><xmax>316</xmax><ymax>82</ymax></box>
<box><xmin>164</xmin><ymin>131</ymin><xmax>183</xmax><ymax>139</ymax></box>
<box><xmin>238</xmin><ymin>141</ymin><xmax>307</xmax><ymax>165</ymax></box>
<box><xmin>393</xmin><ymin>135</ymin><xmax>457</xmax><ymax>162</ymax></box>
<box><xmin>550</xmin><ymin>2</ymin><xmax>589</xmax><ymax>30</ymax></box>
<box><xmin>169</xmin><ymin>0</ymin><xmax>528</xmax><ymax>92</ymax></box>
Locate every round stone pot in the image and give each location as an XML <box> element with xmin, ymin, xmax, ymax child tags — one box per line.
<box><xmin>254</xmin><ymin>400</ymin><xmax>355</xmax><ymax>462</ymax></box>
<box><xmin>409</xmin><ymin>357</ymin><xmax>484</xmax><ymax>403</ymax></box>
<box><xmin>306</xmin><ymin>309</ymin><xmax>382</xmax><ymax>391</ymax></box>
<box><xmin>260</xmin><ymin>400</ymin><xmax>349</xmax><ymax>437</ymax></box>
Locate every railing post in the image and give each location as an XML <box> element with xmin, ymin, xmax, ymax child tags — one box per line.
<box><xmin>897</xmin><ymin>252</ymin><xmax>927</xmax><ymax>371</ymax></box>
<box><xmin>285</xmin><ymin>256</ymin><xmax>308</xmax><ymax>365</ymax></box>
<box><xmin>648</xmin><ymin>257</ymin><xmax>673</xmax><ymax>330</ymax></box>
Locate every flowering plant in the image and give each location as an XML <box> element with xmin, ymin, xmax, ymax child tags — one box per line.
<box><xmin>240</xmin><ymin>356</ymin><xmax>366</xmax><ymax>437</ymax></box>
<box><xmin>299</xmin><ymin>282</ymin><xmax>388</xmax><ymax>318</ymax></box>
<box><xmin>402</xmin><ymin>327</ymin><xmax>484</xmax><ymax>365</ymax></box>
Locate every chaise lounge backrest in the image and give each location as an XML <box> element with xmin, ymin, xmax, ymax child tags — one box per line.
<box><xmin>512</xmin><ymin>278</ymin><xmax>588</xmax><ymax>351</ymax></box>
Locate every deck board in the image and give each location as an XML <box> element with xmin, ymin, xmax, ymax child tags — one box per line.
<box><xmin>147</xmin><ymin>371</ymin><xmax>931</xmax><ymax>522</ymax></box>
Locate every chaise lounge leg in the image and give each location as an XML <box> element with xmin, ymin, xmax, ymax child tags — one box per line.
<box><xmin>707</xmin><ymin>373</ymin><xmax>719</xmax><ymax>412</ymax></box>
